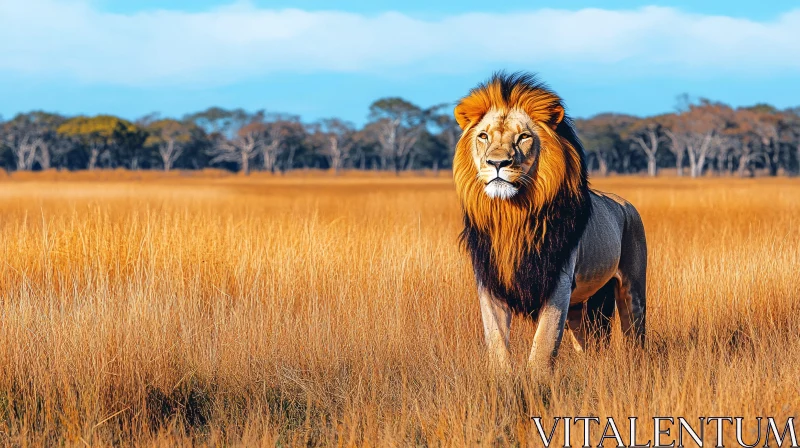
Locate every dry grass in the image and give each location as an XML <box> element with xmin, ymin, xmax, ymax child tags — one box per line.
<box><xmin>0</xmin><ymin>172</ymin><xmax>799</xmax><ymax>446</ymax></box>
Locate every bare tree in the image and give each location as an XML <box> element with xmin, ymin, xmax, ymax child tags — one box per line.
<box><xmin>350</xmin><ymin>125</ymin><xmax>381</xmax><ymax>171</ymax></box>
<box><xmin>368</xmin><ymin>98</ymin><xmax>425</xmax><ymax>175</ymax></box>
<box><xmin>626</xmin><ymin>117</ymin><xmax>665</xmax><ymax>177</ymax></box>
<box><xmin>9</xmin><ymin>135</ymin><xmax>41</xmax><ymax>171</ymax></box>
<box><xmin>661</xmin><ymin>94</ymin><xmax>693</xmax><ymax>177</ymax></box>
<box><xmin>664</xmin><ymin>100</ymin><xmax>732</xmax><ymax>178</ymax></box>
<box><xmin>212</xmin><ymin>118</ymin><xmax>267</xmax><ymax>175</ymax></box>
<box><xmin>686</xmin><ymin>133</ymin><xmax>716</xmax><ymax>179</ymax></box>
<box><xmin>735</xmin><ymin>105</ymin><xmax>782</xmax><ymax>176</ymax></box>
<box><xmin>661</xmin><ymin>126</ymin><xmax>685</xmax><ymax>177</ymax></box>
<box><xmin>260</xmin><ymin>139</ymin><xmax>281</xmax><ymax>173</ymax></box>
<box><xmin>713</xmin><ymin>135</ymin><xmax>739</xmax><ymax>176</ymax></box>
<box><xmin>3</xmin><ymin>112</ymin><xmax>64</xmax><ymax>171</ymax></box>
<box><xmin>272</xmin><ymin>117</ymin><xmax>305</xmax><ymax>173</ymax></box>
<box><xmin>144</xmin><ymin>119</ymin><xmax>193</xmax><ymax>171</ymax></box>
<box><xmin>243</xmin><ymin>114</ymin><xmax>304</xmax><ymax>174</ymax></box>
<box><xmin>782</xmin><ymin>108</ymin><xmax>800</xmax><ymax>176</ymax></box>
<box><xmin>729</xmin><ymin>108</ymin><xmax>770</xmax><ymax>177</ymax></box>
<box><xmin>313</xmin><ymin>118</ymin><xmax>355</xmax><ymax>175</ymax></box>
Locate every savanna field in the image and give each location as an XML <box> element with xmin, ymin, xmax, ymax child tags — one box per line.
<box><xmin>1</xmin><ymin>170</ymin><xmax>799</xmax><ymax>446</ymax></box>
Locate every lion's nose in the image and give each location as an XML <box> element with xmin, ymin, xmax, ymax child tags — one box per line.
<box><xmin>486</xmin><ymin>158</ymin><xmax>513</xmax><ymax>171</ymax></box>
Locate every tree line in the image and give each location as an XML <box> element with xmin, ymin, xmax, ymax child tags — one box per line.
<box><xmin>2</xmin><ymin>95</ymin><xmax>800</xmax><ymax>177</ymax></box>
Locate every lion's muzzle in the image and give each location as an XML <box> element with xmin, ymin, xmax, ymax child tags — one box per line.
<box><xmin>484</xmin><ymin>178</ymin><xmax>519</xmax><ymax>200</ymax></box>
<box><xmin>482</xmin><ymin>157</ymin><xmax>519</xmax><ymax>200</ymax></box>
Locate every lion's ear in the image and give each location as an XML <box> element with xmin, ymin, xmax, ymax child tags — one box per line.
<box><xmin>455</xmin><ymin>94</ymin><xmax>490</xmax><ymax>130</ymax></box>
<box><xmin>454</xmin><ymin>103</ymin><xmax>472</xmax><ymax>130</ymax></box>
<box><xmin>548</xmin><ymin>104</ymin><xmax>565</xmax><ymax>130</ymax></box>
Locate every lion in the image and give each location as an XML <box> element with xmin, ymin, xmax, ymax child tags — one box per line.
<box><xmin>453</xmin><ymin>72</ymin><xmax>647</xmax><ymax>373</ymax></box>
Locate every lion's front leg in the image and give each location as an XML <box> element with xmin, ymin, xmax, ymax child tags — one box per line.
<box><xmin>527</xmin><ymin>251</ymin><xmax>576</xmax><ymax>376</ymax></box>
<box><xmin>478</xmin><ymin>285</ymin><xmax>512</xmax><ymax>373</ymax></box>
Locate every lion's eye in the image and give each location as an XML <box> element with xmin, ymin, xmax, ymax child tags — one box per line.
<box><xmin>477</xmin><ymin>132</ymin><xmax>489</xmax><ymax>140</ymax></box>
<box><xmin>517</xmin><ymin>133</ymin><xmax>531</xmax><ymax>144</ymax></box>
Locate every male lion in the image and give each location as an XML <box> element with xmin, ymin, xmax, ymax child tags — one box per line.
<box><xmin>453</xmin><ymin>72</ymin><xmax>647</xmax><ymax>373</ymax></box>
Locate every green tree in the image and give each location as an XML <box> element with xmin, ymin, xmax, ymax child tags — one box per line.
<box><xmin>57</xmin><ymin>115</ymin><xmax>144</xmax><ymax>170</ymax></box>
<box><xmin>185</xmin><ymin>107</ymin><xmax>247</xmax><ymax>139</ymax></box>
<box><xmin>414</xmin><ymin>129</ymin><xmax>449</xmax><ymax>175</ymax></box>
<box><xmin>428</xmin><ymin>103</ymin><xmax>460</xmax><ymax>174</ymax></box>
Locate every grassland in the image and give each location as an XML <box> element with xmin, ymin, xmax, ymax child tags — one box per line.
<box><xmin>0</xmin><ymin>171</ymin><xmax>799</xmax><ymax>446</ymax></box>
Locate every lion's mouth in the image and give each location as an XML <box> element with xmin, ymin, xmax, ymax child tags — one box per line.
<box><xmin>484</xmin><ymin>178</ymin><xmax>520</xmax><ymax>200</ymax></box>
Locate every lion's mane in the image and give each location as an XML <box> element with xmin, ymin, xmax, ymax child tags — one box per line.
<box><xmin>453</xmin><ymin>72</ymin><xmax>591</xmax><ymax>316</ymax></box>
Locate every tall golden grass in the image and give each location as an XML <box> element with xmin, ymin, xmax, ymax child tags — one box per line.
<box><xmin>0</xmin><ymin>172</ymin><xmax>799</xmax><ymax>446</ymax></box>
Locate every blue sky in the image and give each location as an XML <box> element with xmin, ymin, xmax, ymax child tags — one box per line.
<box><xmin>96</xmin><ymin>0</ymin><xmax>799</xmax><ymax>20</ymax></box>
<box><xmin>2</xmin><ymin>0</ymin><xmax>800</xmax><ymax>125</ymax></box>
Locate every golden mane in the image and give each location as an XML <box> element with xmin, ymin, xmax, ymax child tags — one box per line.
<box><xmin>453</xmin><ymin>73</ymin><xmax>588</xmax><ymax>290</ymax></box>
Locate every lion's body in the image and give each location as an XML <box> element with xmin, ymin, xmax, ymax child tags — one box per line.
<box><xmin>452</xmin><ymin>73</ymin><xmax>647</xmax><ymax>373</ymax></box>
<box><xmin>568</xmin><ymin>190</ymin><xmax>647</xmax><ymax>348</ymax></box>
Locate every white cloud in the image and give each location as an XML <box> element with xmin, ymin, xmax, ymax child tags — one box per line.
<box><xmin>1</xmin><ymin>0</ymin><xmax>799</xmax><ymax>86</ymax></box>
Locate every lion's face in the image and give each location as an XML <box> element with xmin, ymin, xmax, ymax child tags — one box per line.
<box><xmin>454</xmin><ymin>73</ymin><xmax>576</xmax><ymax>210</ymax></box>
<box><xmin>471</xmin><ymin>108</ymin><xmax>541</xmax><ymax>200</ymax></box>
